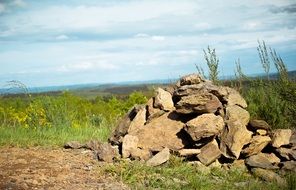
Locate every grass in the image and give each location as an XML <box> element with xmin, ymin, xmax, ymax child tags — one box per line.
<box><xmin>0</xmin><ymin>125</ymin><xmax>111</xmax><ymax>147</ymax></box>
<box><xmin>100</xmin><ymin>156</ymin><xmax>294</xmax><ymax>190</ymax></box>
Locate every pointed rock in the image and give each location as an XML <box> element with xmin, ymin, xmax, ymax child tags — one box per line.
<box><xmin>197</xmin><ymin>140</ymin><xmax>221</xmax><ymax>166</ymax></box>
<box><xmin>175</xmin><ymin>92</ymin><xmax>222</xmax><ymax>114</ymax></box>
<box><xmin>241</xmin><ymin>135</ymin><xmax>271</xmax><ymax>157</ymax></box>
<box><xmin>225</xmin><ymin>105</ymin><xmax>250</xmax><ymax>126</ymax></box>
<box><xmin>271</xmin><ymin>129</ymin><xmax>292</xmax><ymax>148</ymax></box>
<box><xmin>146</xmin><ymin>147</ymin><xmax>170</xmax><ymax>166</ymax></box>
<box><xmin>154</xmin><ymin>88</ymin><xmax>174</xmax><ymax>111</ymax></box>
<box><xmin>128</xmin><ymin>106</ymin><xmax>146</xmax><ymax>134</ymax></box>
<box><xmin>185</xmin><ymin>113</ymin><xmax>224</xmax><ymax>141</ymax></box>
<box><xmin>220</xmin><ymin>120</ymin><xmax>252</xmax><ymax>159</ymax></box>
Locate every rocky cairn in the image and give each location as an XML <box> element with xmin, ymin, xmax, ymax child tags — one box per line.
<box><xmin>66</xmin><ymin>74</ymin><xmax>296</xmax><ymax>183</ymax></box>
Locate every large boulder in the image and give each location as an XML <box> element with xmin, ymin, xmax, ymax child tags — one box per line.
<box><xmin>197</xmin><ymin>140</ymin><xmax>221</xmax><ymax>166</ymax></box>
<box><xmin>241</xmin><ymin>135</ymin><xmax>271</xmax><ymax>157</ymax></box>
<box><xmin>130</xmin><ymin>112</ymin><xmax>185</xmax><ymax>152</ymax></box>
<box><xmin>225</xmin><ymin>105</ymin><xmax>250</xmax><ymax>127</ymax></box>
<box><xmin>271</xmin><ymin>129</ymin><xmax>292</xmax><ymax>148</ymax></box>
<box><xmin>220</xmin><ymin>120</ymin><xmax>252</xmax><ymax>159</ymax></box>
<box><xmin>175</xmin><ymin>92</ymin><xmax>222</xmax><ymax>114</ymax></box>
<box><xmin>185</xmin><ymin>113</ymin><xmax>224</xmax><ymax>141</ymax></box>
<box><xmin>154</xmin><ymin>88</ymin><xmax>174</xmax><ymax>111</ymax></box>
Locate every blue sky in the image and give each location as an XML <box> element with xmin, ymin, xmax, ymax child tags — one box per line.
<box><xmin>0</xmin><ymin>0</ymin><xmax>295</xmax><ymax>87</ymax></box>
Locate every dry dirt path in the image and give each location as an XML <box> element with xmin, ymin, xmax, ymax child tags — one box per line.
<box><xmin>0</xmin><ymin>147</ymin><xmax>128</xmax><ymax>190</ymax></box>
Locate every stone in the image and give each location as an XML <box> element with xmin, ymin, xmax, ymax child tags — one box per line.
<box><xmin>197</xmin><ymin>140</ymin><xmax>221</xmax><ymax>166</ymax></box>
<box><xmin>122</xmin><ymin>135</ymin><xmax>139</xmax><ymax>158</ymax></box>
<box><xmin>264</xmin><ymin>153</ymin><xmax>281</xmax><ymax>164</ymax></box>
<box><xmin>256</xmin><ymin>129</ymin><xmax>267</xmax><ymax>136</ymax></box>
<box><xmin>97</xmin><ymin>143</ymin><xmax>120</xmax><ymax>163</ymax></box>
<box><xmin>207</xmin><ymin>86</ymin><xmax>247</xmax><ymax>108</ymax></box>
<box><xmin>132</xmin><ymin>112</ymin><xmax>185</xmax><ymax>152</ymax></box>
<box><xmin>245</xmin><ymin>153</ymin><xmax>279</xmax><ymax>169</ymax></box>
<box><xmin>127</xmin><ymin>106</ymin><xmax>146</xmax><ymax>134</ymax></box>
<box><xmin>220</xmin><ymin>120</ymin><xmax>252</xmax><ymax>159</ymax></box>
<box><xmin>281</xmin><ymin>161</ymin><xmax>296</xmax><ymax>172</ymax></box>
<box><xmin>271</xmin><ymin>129</ymin><xmax>292</xmax><ymax>148</ymax></box>
<box><xmin>173</xmin><ymin>83</ymin><xmax>206</xmax><ymax>97</ymax></box>
<box><xmin>109</xmin><ymin>105</ymin><xmax>144</xmax><ymax>145</ymax></box>
<box><xmin>249</xmin><ymin>120</ymin><xmax>271</xmax><ymax>130</ymax></box>
<box><xmin>154</xmin><ymin>88</ymin><xmax>174</xmax><ymax>111</ymax></box>
<box><xmin>185</xmin><ymin>113</ymin><xmax>224</xmax><ymax>141</ymax></box>
<box><xmin>230</xmin><ymin>160</ymin><xmax>247</xmax><ymax>171</ymax></box>
<box><xmin>290</xmin><ymin>130</ymin><xmax>296</xmax><ymax>146</ymax></box>
<box><xmin>130</xmin><ymin>148</ymin><xmax>151</xmax><ymax>161</ymax></box>
<box><xmin>146</xmin><ymin>147</ymin><xmax>170</xmax><ymax>166</ymax></box>
<box><xmin>276</xmin><ymin>147</ymin><xmax>296</xmax><ymax>160</ymax></box>
<box><xmin>179</xmin><ymin>74</ymin><xmax>204</xmax><ymax>86</ymax></box>
<box><xmin>175</xmin><ymin>92</ymin><xmax>222</xmax><ymax>114</ymax></box>
<box><xmin>84</xmin><ymin>140</ymin><xmax>102</xmax><ymax>151</ymax></box>
<box><xmin>64</xmin><ymin>141</ymin><xmax>83</xmax><ymax>149</ymax></box>
<box><xmin>225</xmin><ymin>105</ymin><xmax>250</xmax><ymax>126</ymax></box>
<box><xmin>178</xmin><ymin>149</ymin><xmax>201</xmax><ymax>156</ymax></box>
<box><xmin>146</xmin><ymin>98</ymin><xmax>165</xmax><ymax>122</ymax></box>
<box><xmin>251</xmin><ymin>168</ymin><xmax>286</xmax><ymax>185</ymax></box>
<box><xmin>241</xmin><ymin>135</ymin><xmax>271</xmax><ymax>157</ymax></box>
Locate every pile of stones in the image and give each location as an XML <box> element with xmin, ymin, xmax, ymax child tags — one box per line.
<box><xmin>66</xmin><ymin>74</ymin><xmax>295</xmax><ymax>184</ymax></box>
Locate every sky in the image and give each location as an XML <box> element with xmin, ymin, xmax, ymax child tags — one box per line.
<box><xmin>0</xmin><ymin>0</ymin><xmax>295</xmax><ymax>87</ymax></box>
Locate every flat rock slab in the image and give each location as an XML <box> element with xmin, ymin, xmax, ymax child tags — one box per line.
<box><xmin>185</xmin><ymin>113</ymin><xmax>224</xmax><ymax>141</ymax></box>
<box><xmin>146</xmin><ymin>147</ymin><xmax>170</xmax><ymax>167</ymax></box>
<box><xmin>175</xmin><ymin>93</ymin><xmax>222</xmax><ymax>114</ymax></box>
<box><xmin>251</xmin><ymin>168</ymin><xmax>286</xmax><ymax>185</ymax></box>
<box><xmin>245</xmin><ymin>153</ymin><xmax>279</xmax><ymax>169</ymax></box>
<box><xmin>271</xmin><ymin>129</ymin><xmax>292</xmax><ymax>148</ymax></box>
<box><xmin>225</xmin><ymin>105</ymin><xmax>250</xmax><ymax>127</ymax></box>
<box><xmin>241</xmin><ymin>135</ymin><xmax>271</xmax><ymax>157</ymax></box>
<box><xmin>197</xmin><ymin>140</ymin><xmax>221</xmax><ymax>166</ymax></box>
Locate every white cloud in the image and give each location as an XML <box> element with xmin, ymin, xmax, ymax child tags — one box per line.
<box><xmin>12</xmin><ymin>0</ymin><xmax>26</xmax><ymax>7</ymax></box>
<box><xmin>151</xmin><ymin>36</ymin><xmax>165</xmax><ymax>41</ymax></box>
<box><xmin>55</xmin><ymin>34</ymin><xmax>69</xmax><ymax>40</ymax></box>
<box><xmin>0</xmin><ymin>3</ymin><xmax>6</xmax><ymax>13</ymax></box>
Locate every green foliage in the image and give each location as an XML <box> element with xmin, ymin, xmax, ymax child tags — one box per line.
<box><xmin>203</xmin><ymin>46</ymin><xmax>220</xmax><ymax>84</ymax></box>
<box><xmin>101</xmin><ymin>156</ymin><xmax>284</xmax><ymax>189</ymax></box>
<box><xmin>0</xmin><ymin>91</ymin><xmax>148</xmax><ymax>146</ymax></box>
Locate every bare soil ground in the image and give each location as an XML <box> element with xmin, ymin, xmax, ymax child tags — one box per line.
<box><xmin>0</xmin><ymin>147</ymin><xmax>129</xmax><ymax>190</ymax></box>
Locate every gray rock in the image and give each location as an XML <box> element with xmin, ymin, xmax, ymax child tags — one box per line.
<box><xmin>281</xmin><ymin>161</ymin><xmax>296</xmax><ymax>172</ymax></box>
<box><xmin>146</xmin><ymin>147</ymin><xmax>170</xmax><ymax>166</ymax></box>
<box><xmin>175</xmin><ymin>92</ymin><xmax>222</xmax><ymax>114</ymax></box>
<box><xmin>185</xmin><ymin>113</ymin><xmax>224</xmax><ymax>141</ymax></box>
<box><xmin>197</xmin><ymin>140</ymin><xmax>221</xmax><ymax>166</ymax></box>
